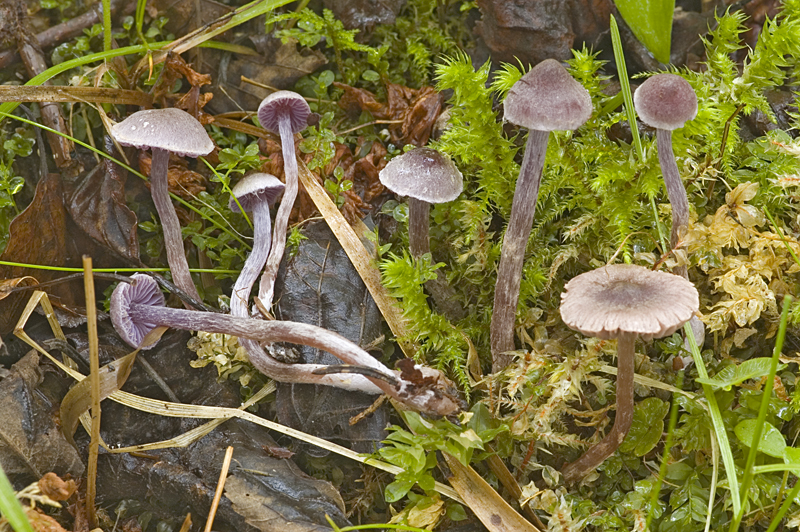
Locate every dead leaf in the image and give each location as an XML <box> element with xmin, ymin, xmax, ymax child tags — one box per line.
<box><xmin>0</xmin><ymin>276</ymin><xmax>37</xmax><ymax>302</ymax></box>
<box><xmin>38</xmin><ymin>472</ymin><xmax>77</xmax><ymax>501</ymax></box>
<box><xmin>0</xmin><ymin>352</ymin><xmax>84</xmax><ymax>483</ymax></box>
<box><xmin>66</xmin><ymin>150</ymin><xmax>140</xmax><ymax>263</ymax></box>
<box><xmin>59</xmin><ymin>349</ymin><xmax>140</xmax><ymax>446</ymax></box>
<box><xmin>25</xmin><ymin>508</ymin><xmax>70</xmax><ymax>532</ymax></box>
<box><xmin>138</xmin><ymin>151</ymin><xmax>208</xmax><ymax>199</ymax></box>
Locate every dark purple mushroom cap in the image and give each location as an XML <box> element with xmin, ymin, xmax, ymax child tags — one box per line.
<box><xmin>560</xmin><ymin>264</ymin><xmax>699</xmax><ymax>341</ymax></box>
<box><xmin>257</xmin><ymin>91</ymin><xmax>311</xmax><ymax>135</ymax></box>
<box><xmin>110</xmin><ymin>273</ymin><xmax>165</xmax><ymax>349</ymax></box>
<box><xmin>111</xmin><ymin>108</ymin><xmax>214</xmax><ymax>158</ymax></box>
<box><xmin>229</xmin><ymin>173</ymin><xmax>286</xmax><ymax>213</ymax></box>
<box><xmin>379</xmin><ymin>148</ymin><xmax>463</xmax><ymax>203</ymax></box>
<box><xmin>633</xmin><ymin>74</ymin><xmax>698</xmax><ymax>131</ymax></box>
<box><xmin>504</xmin><ymin>59</ymin><xmax>593</xmax><ymax>132</ymax></box>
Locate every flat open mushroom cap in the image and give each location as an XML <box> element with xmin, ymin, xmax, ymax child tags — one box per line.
<box><xmin>504</xmin><ymin>58</ymin><xmax>593</xmax><ymax>132</ymax></box>
<box><xmin>229</xmin><ymin>173</ymin><xmax>286</xmax><ymax>213</ymax></box>
<box><xmin>257</xmin><ymin>91</ymin><xmax>311</xmax><ymax>135</ymax></box>
<box><xmin>111</xmin><ymin>108</ymin><xmax>214</xmax><ymax>158</ymax></box>
<box><xmin>634</xmin><ymin>74</ymin><xmax>698</xmax><ymax>131</ymax></box>
<box><xmin>110</xmin><ymin>273</ymin><xmax>165</xmax><ymax>349</ymax></box>
<box><xmin>379</xmin><ymin>147</ymin><xmax>463</xmax><ymax>203</ymax></box>
<box><xmin>560</xmin><ymin>264</ymin><xmax>699</xmax><ymax>341</ymax></box>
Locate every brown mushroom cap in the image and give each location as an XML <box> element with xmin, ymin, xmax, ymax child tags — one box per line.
<box><xmin>257</xmin><ymin>91</ymin><xmax>311</xmax><ymax>135</ymax></box>
<box><xmin>379</xmin><ymin>147</ymin><xmax>463</xmax><ymax>203</ymax></box>
<box><xmin>560</xmin><ymin>264</ymin><xmax>699</xmax><ymax>341</ymax></box>
<box><xmin>504</xmin><ymin>58</ymin><xmax>593</xmax><ymax>132</ymax></box>
<box><xmin>111</xmin><ymin>108</ymin><xmax>214</xmax><ymax>158</ymax></box>
<box><xmin>633</xmin><ymin>74</ymin><xmax>698</xmax><ymax>131</ymax></box>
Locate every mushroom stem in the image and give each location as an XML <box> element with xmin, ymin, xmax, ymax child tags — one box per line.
<box><xmin>230</xmin><ymin>205</ymin><xmax>272</xmax><ymax>319</ymax></box>
<box><xmin>656</xmin><ymin>128</ymin><xmax>690</xmax><ymax>252</ymax></box>
<box><xmin>258</xmin><ymin>113</ymin><xmax>298</xmax><ymax>308</ymax></box>
<box><xmin>491</xmin><ymin>129</ymin><xmax>549</xmax><ymax>370</ymax></box>
<box><xmin>408</xmin><ymin>197</ymin><xmax>431</xmax><ymax>258</ymax></box>
<box><xmin>562</xmin><ymin>333</ymin><xmax>636</xmax><ymax>483</ymax></box>
<box><xmin>150</xmin><ymin>147</ymin><xmax>201</xmax><ymax>304</ymax></box>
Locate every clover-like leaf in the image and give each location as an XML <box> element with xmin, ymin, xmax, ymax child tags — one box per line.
<box><xmin>734</xmin><ymin>419</ymin><xmax>786</xmax><ymax>458</ymax></box>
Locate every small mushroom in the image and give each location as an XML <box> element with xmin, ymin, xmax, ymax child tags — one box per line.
<box><xmin>256</xmin><ymin>91</ymin><xmax>311</xmax><ymax>307</ymax></box>
<box><xmin>111</xmin><ymin>108</ymin><xmax>214</xmax><ymax>304</ymax></box>
<box><xmin>633</xmin><ymin>74</ymin><xmax>698</xmax><ymax>257</ymax></box>
<box><xmin>110</xmin><ymin>274</ymin><xmax>463</xmax><ymax>416</ymax></box>
<box><xmin>228</xmin><ymin>173</ymin><xmax>285</xmax><ymax>319</ymax></box>
<box><xmin>378</xmin><ymin>147</ymin><xmax>465</xmax><ymax>319</ymax></box>
<box><xmin>558</xmin><ymin>264</ymin><xmax>698</xmax><ymax>483</ymax></box>
<box><xmin>491</xmin><ymin>59</ymin><xmax>593</xmax><ymax>371</ymax></box>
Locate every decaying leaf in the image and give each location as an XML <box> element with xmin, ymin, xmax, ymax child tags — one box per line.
<box><xmin>38</xmin><ymin>472</ymin><xmax>77</xmax><ymax>502</ymax></box>
<box><xmin>0</xmin><ymin>352</ymin><xmax>84</xmax><ymax>484</ymax></box>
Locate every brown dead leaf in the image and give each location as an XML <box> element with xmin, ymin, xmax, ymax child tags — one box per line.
<box><xmin>66</xmin><ymin>150</ymin><xmax>140</xmax><ymax>263</ymax></box>
<box><xmin>334</xmin><ymin>82</ymin><xmax>443</xmax><ymax>147</ymax></box>
<box><xmin>38</xmin><ymin>472</ymin><xmax>77</xmax><ymax>501</ymax></box>
<box><xmin>0</xmin><ymin>173</ymin><xmax>83</xmax><ymax>333</ymax></box>
<box><xmin>0</xmin><ymin>276</ymin><xmax>37</xmax><ymax>301</ymax></box>
<box><xmin>25</xmin><ymin>508</ymin><xmax>70</xmax><ymax>532</ymax></box>
<box><xmin>152</xmin><ymin>53</ymin><xmax>213</xmax><ymax>121</ymax></box>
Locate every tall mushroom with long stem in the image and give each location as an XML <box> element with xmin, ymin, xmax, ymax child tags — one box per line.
<box><xmin>110</xmin><ymin>274</ymin><xmax>463</xmax><ymax>416</ymax></box>
<box><xmin>633</xmin><ymin>74</ymin><xmax>698</xmax><ymax>272</ymax></box>
<box><xmin>228</xmin><ymin>172</ymin><xmax>285</xmax><ymax>319</ymax></box>
<box><xmin>633</xmin><ymin>74</ymin><xmax>704</xmax><ymax>347</ymax></box>
<box><xmin>111</xmin><ymin>108</ymin><xmax>214</xmax><ymax>304</ymax></box>
<box><xmin>378</xmin><ymin>147</ymin><xmax>465</xmax><ymax>320</ymax></box>
<box><xmin>490</xmin><ymin>59</ymin><xmax>593</xmax><ymax>371</ymax></box>
<box><xmin>255</xmin><ymin>91</ymin><xmax>311</xmax><ymax>308</ymax></box>
<box><xmin>559</xmin><ymin>264</ymin><xmax>698</xmax><ymax>483</ymax></box>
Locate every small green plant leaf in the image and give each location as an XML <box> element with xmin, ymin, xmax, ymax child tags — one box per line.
<box><xmin>620</xmin><ymin>397</ymin><xmax>669</xmax><ymax>456</ymax></box>
<box><xmin>734</xmin><ymin>419</ymin><xmax>786</xmax><ymax>458</ymax></box>
<box><xmin>695</xmin><ymin>358</ymin><xmax>786</xmax><ymax>390</ymax></box>
<box><xmin>613</xmin><ymin>0</ymin><xmax>674</xmax><ymax>63</ymax></box>
<box><xmin>783</xmin><ymin>446</ymin><xmax>800</xmax><ymax>465</ymax></box>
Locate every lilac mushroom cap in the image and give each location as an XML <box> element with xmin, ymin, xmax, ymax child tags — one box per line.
<box><xmin>111</xmin><ymin>108</ymin><xmax>214</xmax><ymax>157</ymax></box>
<box><xmin>379</xmin><ymin>147</ymin><xmax>463</xmax><ymax>206</ymax></box>
<box><xmin>257</xmin><ymin>91</ymin><xmax>311</xmax><ymax>135</ymax></box>
<box><xmin>229</xmin><ymin>172</ymin><xmax>286</xmax><ymax>213</ymax></box>
<box><xmin>633</xmin><ymin>74</ymin><xmax>698</xmax><ymax>131</ymax></box>
<box><xmin>110</xmin><ymin>273</ymin><xmax>165</xmax><ymax>349</ymax></box>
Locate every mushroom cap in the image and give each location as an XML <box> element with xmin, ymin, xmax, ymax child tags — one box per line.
<box><xmin>560</xmin><ymin>264</ymin><xmax>699</xmax><ymax>341</ymax></box>
<box><xmin>504</xmin><ymin>58</ymin><xmax>593</xmax><ymax>132</ymax></box>
<box><xmin>379</xmin><ymin>147</ymin><xmax>463</xmax><ymax>203</ymax></box>
<box><xmin>633</xmin><ymin>74</ymin><xmax>698</xmax><ymax>131</ymax></box>
<box><xmin>111</xmin><ymin>108</ymin><xmax>214</xmax><ymax>158</ymax></box>
<box><xmin>110</xmin><ymin>273</ymin><xmax>165</xmax><ymax>349</ymax></box>
<box><xmin>229</xmin><ymin>173</ymin><xmax>286</xmax><ymax>213</ymax></box>
<box><xmin>257</xmin><ymin>91</ymin><xmax>311</xmax><ymax>135</ymax></box>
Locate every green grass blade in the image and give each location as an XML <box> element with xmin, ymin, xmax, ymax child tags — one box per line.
<box><xmin>729</xmin><ymin>295</ymin><xmax>792</xmax><ymax>532</ymax></box>
<box><xmin>684</xmin><ymin>321</ymin><xmax>741</xmax><ymax>515</ymax></box>
<box><xmin>0</xmin><ymin>464</ymin><xmax>35</xmax><ymax>532</ymax></box>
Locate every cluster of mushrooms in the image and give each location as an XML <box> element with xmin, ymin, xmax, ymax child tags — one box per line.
<box><xmin>108</xmin><ymin>92</ymin><xmax>463</xmax><ymax>418</ymax></box>
<box><xmin>106</xmin><ymin>59</ymin><xmax>703</xmax><ymax>482</ymax></box>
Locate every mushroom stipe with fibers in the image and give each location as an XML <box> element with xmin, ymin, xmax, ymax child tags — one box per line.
<box><xmin>558</xmin><ymin>264</ymin><xmax>699</xmax><ymax>483</ymax></box>
<box><xmin>110</xmin><ymin>274</ymin><xmax>464</xmax><ymax>417</ymax></box>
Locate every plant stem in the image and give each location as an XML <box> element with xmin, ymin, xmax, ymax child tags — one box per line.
<box><xmin>490</xmin><ymin>129</ymin><xmax>549</xmax><ymax>371</ymax></box>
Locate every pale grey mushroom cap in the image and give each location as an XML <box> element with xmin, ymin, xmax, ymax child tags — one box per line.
<box><xmin>379</xmin><ymin>147</ymin><xmax>463</xmax><ymax>203</ymax></box>
<box><xmin>257</xmin><ymin>91</ymin><xmax>311</xmax><ymax>134</ymax></box>
<box><xmin>504</xmin><ymin>58</ymin><xmax>593</xmax><ymax>132</ymax></box>
<box><xmin>560</xmin><ymin>264</ymin><xmax>699</xmax><ymax>341</ymax></box>
<box><xmin>111</xmin><ymin>108</ymin><xmax>214</xmax><ymax>158</ymax></box>
<box><xmin>110</xmin><ymin>273</ymin><xmax>165</xmax><ymax>349</ymax></box>
<box><xmin>634</xmin><ymin>74</ymin><xmax>698</xmax><ymax>131</ymax></box>
<box><xmin>229</xmin><ymin>173</ymin><xmax>286</xmax><ymax>213</ymax></box>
